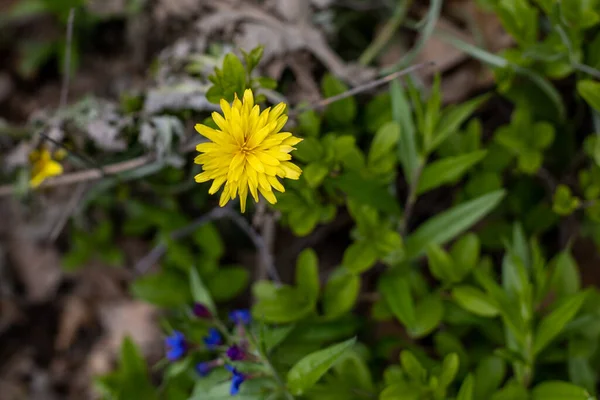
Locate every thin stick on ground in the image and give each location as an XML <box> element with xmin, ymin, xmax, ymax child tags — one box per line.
<box><xmin>290</xmin><ymin>61</ymin><xmax>435</xmax><ymax>117</ymax></box>
<box><xmin>0</xmin><ymin>138</ymin><xmax>203</xmax><ymax>197</ymax></box>
<box><xmin>223</xmin><ymin>208</ymin><xmax>281</xmax><ymax>284</ymax></box>
<box><xmin>48</xmin><ymin>182</ymin><xmax>88</xmax><ymax>242</ymax></box>
<box><xmin>134</xmin><ymin>206</ymin><xmax>282</xmax><ymax>284</ymax></box>
<box><xmin>134</xmin><ymin>206</ymin><xmax>231</xmax><ymax>275</ymax></box>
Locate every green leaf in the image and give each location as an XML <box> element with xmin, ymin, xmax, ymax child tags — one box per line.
<box><xmin>533</xmin><ymin>291</ymin><xmax>588</xmax><ymax>355</ymax></box>
<box><xmin>206</xmin><ymin>266</ymin><xmax>249</xmax><ymax>302</ymax></box>
<box><xmin>322</xmin><ymin>268</ymin><xmax>360</xmax><ymax>319</ymax></box>
<box><xmin>242</xmin><ymin>46</ymin><xmax>264</xmax><ymax>73</ymax></box>
<box><xmin>391</xmin><ymin>79</ymin><xmax>420</xmax><ymax>184</ymax></box>
<box><xmin>189</xmin><ymin>267</ymin><xmax>217</xmax><ymax>313</ymax></box>
<box><xmin>322</xmin><ymin>74</ymin><xmax>356</xmax><ymax>126</ymax></box>
<box><xmin>404</xmin><ymin>190</ymin><xmax>506</xmax><ymax>260</ymax></box>
<box><xmin>490</xmin><ymin>381</ymin><xmax>529</xmax><ymax>400</ymax></box>
<box><xmin>452</xmin><ymin>285</ymin><xmax>500</xmax><ymax>317</ymax></box>
<box><xmin>553</xmin><ymin>184</ymin><xmax>581</xmax><ymax>216</ymax></box>
<box><xmin>192</xmin><ymin>223</ymin><xmax>224</xmax><ymax>260</ymax></box>
<box><xmin>416</xmin><ymin>150</ymin><xmax>487</xmax><ymax>195</ymax></box>
<box><xmin>439</xmin><ymin>353</ymin><xmax>460</xmax><ymax>387</ymax></box>
<box><xmin>428</xmin><ymin>95</ymin><xmax>489</xmax><ymax>153</ymax></box>
<box><xmin>577</xmin><ymin>80</ymin><xmax>600</xmax><ymax>113</ymax></box>
<box><xmin>496</xmin><ymin>0</ymin><xmax>538</xmax><ymax>47</ymax></box>
<box><xmin>259</xmin><ymin>325</ymin><xmax>295</xmax><ymax>353</ymax></box>
<box><xmin>409</xmin><ymin>293</ymin><xmax>444</xmax><ymax>338</ymax></box>
<box><xmin>474</xmin><ymin>356</ymin><xmax>506</xmax><ymax>399</ymax></box>
<box><xmin>298</xmin><ymin>109</ymin><xmax>321</xmax><ymax>137</ymax></box>
<box><xmin>549</xmin><ymin>250</ymin><xmax>581</xmax><ymax>297</ymax></box>
<box><xmin>426</xmin><ymin>244</ymin><xmax>458</xmax><ymax>283</ymax></box>
<box><xmin>334</xmin><ymin>351</ymin><xmax>375</xmax><ymax>392</ymax></box>
<box><xmin>221</xmin><ymin>53</ymin><xmax>247</xmax><ymax>100</ymax></box>
<box><xmin>253</xmin><ymin>286</ymin><xmax>314</xmax><ymax>323</ymax></box>
<box><xmin>332</xmin><ymin>171</ymin><xmax>401</xmax><ymax>215</ymax></box>
<box><xmin>400</xmin><ymin>350</ymin><xmax>426</xmax><ymax>382</ymax></box>
<box><xmin>450</xmin><ymin>233</ymin><xmax>480</xmax><ymax>278</ymax></box>
<box><xmin>342</xmin><ymin>240</ymin><xmax>379</xmax><ymax>274</ymax></box>
<box><xmin>295</xmin><ymin>137</ymin><xmax>324</xmax><ymax>163</ymax></box>
<box><xmin>304</xmin><ymin>162</ymin><xmax>330</xmax><ymax>188</ymax></box>
<box><xmin>369</xmin><ymin>121</ymin><xmax>401</xmax><ymax>164</ymax></box>
<box><xmin>296</xmin><ymin>248</ymin><xmax>320</xmax><ymax>302</ymax></box>
<box><xmin>286</xmin><ymin>337</ymin><xmax>357</xmax><ymax>395</ymax></box>
<box><xmin>379</xmin><ymin>382</ymin><xmax>422</xmax><ymax>400</ymax></box>
<box><xmin>288</xmin><ymin>207</ymin><xmax>321</xmax><ymax>237</ymax></box>
<box><xmin>131</xmin><ymin>271</ymin><xmax>191</xmax><ymax>307</ymax></box>
<box><xmin>118</xmin><ymin>337</ymin><xmax>159</xmax><ymax>400</ymax></box>
<box><xmin>456</xmin><ymin>374</ymin><xmax>475</xmax><ymax>400</ymax></box>
<box><xmin>531</xmin><ymin>381</ymin><xmax>593</xmax><ymax>400</ymax></box>
<box><xmin>380</xmin><ymin>273</ymin><xmax>416</xmax><ymax>328</ymax></box>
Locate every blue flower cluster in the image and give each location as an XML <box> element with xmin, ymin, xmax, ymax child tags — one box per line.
<box><xmin>164</xmin><ymin>306</ymin><xmax>252</xmax><ymax>396</ymax></box>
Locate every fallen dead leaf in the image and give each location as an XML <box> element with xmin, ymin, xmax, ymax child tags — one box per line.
<box><xmin>98</xmin><ymin>300</ymin><xmax>161</xmax><ymax>358</ymax></box>
<box><xmin>7</xmin><ymin>234</ymin><xmax>62</xmax><ymax>303</ymax></box>
<box><xmin>441</xmin><ymin>61</ymin><xmax>495</xmax><ymax>104</ymax></box>
<box><xmin>446</xmin><ymin>0</ymin><xmax>514</xmax><ymax>53</ymax></box>
<box><xmin>272</xmin><ymin>0</ymin><xmax>310</xmax><ymax>22</ymax></box>
<box><xmin>54</xmin><ymin>295</ymin><xmax>92</xmax><ymax>352</ymax></box>
<box><xmin>71</xmin><ymin>261</ymin><xmax>129</xmax><ymax>301</ymax></box>
<box><xmin>415</xmin><ymin>17</ymin><xmax>474</xmax><ymax>79</ymax></box>
<box><xmin>153</xmin><ymin>0</ymin><xmax>204</xmax><ymax>24</ymax></box>
<box><xmin>86</xmin><ymin>300</ymin><xmax>161</xmax><ymax>382</ymax></box>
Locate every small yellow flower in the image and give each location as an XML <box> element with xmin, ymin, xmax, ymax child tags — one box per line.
<box><xmin>29</xmin><ymin>146</ymin><xmax>64</xmax><ymax>188</ymax></box>
<box><xmin>194</xmin><ymin>89</ymin><xmax>303</xmax><ymax>212</ymax></box>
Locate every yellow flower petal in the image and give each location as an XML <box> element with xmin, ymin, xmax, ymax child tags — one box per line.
<box><xmin>220</xmin><ymin>98</ymin><xmax>232</xmax><ymax>120</ymax></box>
<box><xmin>258</xmin><ymin>186</ymin><xmax>277</xmax><ymax>204</ymax></box>
<box><xmin>256</xmin><ymin>151</ymin><xmax>280</xmax><ymax>166</ymax></box>
<box><xmin>267</xmin><ymin>176</ymin><xmax>285</xmax><ymax>192</ymax></box>
<box><xmin>246</xmin><ymin>153</ymin><xmax>265</xmax><ymax>173</ymax></box>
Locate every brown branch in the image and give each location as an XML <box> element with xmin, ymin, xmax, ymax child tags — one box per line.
<box><xmin>289</xmin><ymin>61</ymin><xmax>435</xmax><ymax>117</ymax></box>
<box><xmin>0</xmin><ymin>155</ymin><xmax>151</xmax><ymax>197</ymax></box>
<box><xmin>133</xmin><ymin>206</ymin><xmax>282</xmax><ymax>284</ymax></box>
<box><xmin>134</xmin><ymin>206</ymin><xmax>231</xmax><ymax>275</ymax></box>
<box><xmin>0</xmin><ymin>138</ymin><xmax>203</xmax><ymax>197</ymax></box>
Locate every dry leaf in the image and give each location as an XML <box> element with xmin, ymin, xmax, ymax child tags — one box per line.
<box><xmin>416</xmin><ymin>17</ymin><xmax>473</xmax><ymax>78</ymax></box>
<box><xmin>3</xmin><ymin>142</ymin><xmax>31</xmax><ymax>172</ymax></box>
<box><xmin>8</xmin><ymin>235</ymin><xmax>62</xmax><ymax>303</ymax></box>
<box><xmin>273</xmin><ymin>0</ymin><xmax>310</xmax><ymax>22</ymax></box>
<box><xmin>54</xmin><ymin>295</ymin><xmax>92</xmax><ymax>351</ymax></box>
<box><xmin>97</xmin><ymin>300</ymin><xmax>161</xmax><ymax>356</ymax></box>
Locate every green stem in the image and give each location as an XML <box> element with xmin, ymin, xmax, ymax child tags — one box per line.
<box><xmin>248</xmin><ymin>332</ymin><xmax>294</xmax><ymax>399</ymax></box>
<box><xmin>381</xmin><ymin>0</ymin><xmax>442</xmax><ymax>75</ymax></box>
<box><xmin>358</xmin><ymin>0</ymin><xmax>412</xmax><ymax>66</ymax></box>
<box><xmin>400</xmin><ymin>159</ymin><xmax>424</xmax><ymax>237</ymax></box>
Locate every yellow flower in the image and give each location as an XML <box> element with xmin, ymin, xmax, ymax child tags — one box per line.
<box><xmin>29</xmin><ymin>146</ymin><xmax>64</xmax><ymax>188</ymax></box>
<box><xmin>194</xmin><ymin>89</ymin><xmax>303</xmax><ymax>212</ymax></box>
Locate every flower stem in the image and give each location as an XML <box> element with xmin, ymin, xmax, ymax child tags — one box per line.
<box><xmin>358</xmin><ymin>0</ymin><xmax>412</xmax><ymax>66</ymax></box>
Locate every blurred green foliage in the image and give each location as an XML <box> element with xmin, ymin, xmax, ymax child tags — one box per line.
<box><xmin>18</xmin><ymin>0</ymin><xmax>600</xmax><ymax>398</ymax></box>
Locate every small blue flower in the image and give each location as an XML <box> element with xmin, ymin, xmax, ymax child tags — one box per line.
<box><xmin>195</xmin><ymin>361</ymin><xmax>212</xmax><ymax>377</ymax></box>
<box><xmin>203</xmin><ymin>328</ymin><xmax>223</xmax><ymax>350</ymax></box>
<box><xmin>229</xmin><ymin>309</ymin><xmax>252</xmax><ymax>325</ymax></box>
<box><xmin>165</xmin><ymin>330</ymin><xmax>186</xmax><ymax>361</ymax></box>
<box><xmin>226</xmin><ymin>345</ymin><xmax>245</xmax><ymax>361</ymax></box>
<box><xmin>193</xmin><ymin>303</ymin><xmax>212</xmax><ymax>319</ymax></box>
<box><xmin>225</xmin><ymin>365</ymin><xmax>246</xmax><ymax>395</ymax></box>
